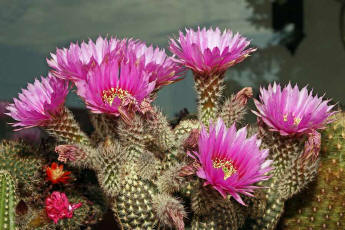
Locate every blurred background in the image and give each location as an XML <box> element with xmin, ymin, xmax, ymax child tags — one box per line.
<box><xmin>1</xmin><ymin>0</ymin><xmax>344</xmax><ymax>118</ymax></box>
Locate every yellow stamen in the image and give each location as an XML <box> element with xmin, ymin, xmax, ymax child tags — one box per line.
<box><xmin>283</xmin><ymin>114</ymin><xmax>288</xmax><ymax>122</ymax></box>
<box><xmin>102</xmin><ymin>88</ymin><xmax>129</xmax><ymax>106</ymax></box>
<box><xmin>51</xmin><ymin>167</ymin><xmax>65</xmax><ymax>181</ymax></box>
<box><xmin>294</xmin><ymin>117</ymin><xmax>301</xmax><ymax>126</ymax></box>
<box><xmin>212</xmin><ymin>158</ymin><xmax>237</xmax><ymax>180</ymax></box>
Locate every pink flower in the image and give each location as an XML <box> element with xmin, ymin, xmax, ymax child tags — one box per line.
<box><xmin>190</xmin><ymin>118</ymin><xmax>272</xmax><ymax>205</ymax></box>
<box><xmin>6</xmin><ymin>74</ymin><xmax>69</xmax><ymax>130</ymax></box>
<box><xmin>45</xmin><ymin>191</ymin><xmax>82</xmax><ymax>224</ymax></box>
<box><xmin>75</xmin><ymin>54</ymin><xmax>155</xmax><ymax>122</ymax></box>
<box><xmin>169</xmin><ymin>27</ymin><xmax>256</xmax><ymax>76</ymax></box>
<box><xmin>47</xmin><ymin>36</ymin><xmax>126</xmax><ymax>81</ymax></box>
<box><xmin>253</xmin><ymin>82</ymin><xmax>335</xmax><ymax>136</ymax></box>
<box><xmin>127</xmin><ymin>41</ymin><xmax>185</xmax><ymax>88</ymax></box>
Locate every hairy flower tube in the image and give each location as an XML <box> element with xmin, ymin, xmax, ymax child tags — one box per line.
<box><xmin>46</xmin><ymin>162</ymin><xmax>71</xmax><ymax>184</ymax></box>
<box><xmin>45</xmin><ymin>192</ymin><xmax>82</xmax><ymax>224</ymax></box>
<box><xmin>169</xmin><ymin>27</ymin><xmax>256</xmax><ymax>76</ymax></box>
<box><xmin>127</xmin><ymin>41</ymin><xmax>184</xmax><ymax>88</ymax></box>
<box><xmin>189</xmin><ymin>118</ymin><xmax>272</xmax><ymax>205</ymax></box>
<box><xmin>253</xmin><ymin>82</ymin><xmax>335</xmax><ymax>136</ymax></box>
<box><xmin>6</xmin><ymin>74</ymin><xmax>69</xmax><ymax>130</ymax></box>
<box><xmin>47</xmin><ymin>36</ymin><xmax>126</xmax><ymax>81</ymax></box>
<box><xmin>75</xmin><ymin>54</ymin><xmax>155</xmax><ymax>122</ymax></box>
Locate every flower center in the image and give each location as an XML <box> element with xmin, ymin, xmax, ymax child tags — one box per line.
<box><xmin>283</xmin><ymin>114</ymin><xmax>302</xmax><ymax>126</ymax></box>
<box><xmin>102</xmin><ymin>88</ymin><xmax>130</xmax><ymax>106</ymax></box>
<box><xmin>51</xmin><ymin>168</ymin><xmax>65</xmax><ymax>181</ymax></box>
<box><xmin>212</xmin><ymin>158</ymin><xmax>237</xmax><ymax>180</ymax></box>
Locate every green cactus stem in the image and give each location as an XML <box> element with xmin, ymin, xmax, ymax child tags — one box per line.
<box><xmin>45</xmin><ymin>107</ymin><xmax>89</xmax><ymax>145</ymax></box>
<box><xmin>0</xmin><ymin>140</ymin><xmax>43</xmax><ymax>187</ymax></box>
<box><xmin>279</xmin><ymin>112</ymin><xmax>345</xmax><ymax>230</ymax></box>
<box><xmin>194</xmin><ymin>73</ymin><xmax>225</xmax><ymax>125</ymax></box>
<box><xmin>0</xmin><ymin>170</ymin><xmax>17</xmax><ymax>230</ymax></box>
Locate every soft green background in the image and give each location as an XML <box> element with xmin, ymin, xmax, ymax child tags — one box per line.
<box><xmin>0</xmin><ymin>0</ymin><xmax>344</xmax><ymax>118</ymax></box>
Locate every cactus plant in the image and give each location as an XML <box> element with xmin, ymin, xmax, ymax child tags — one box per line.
<box><xmin>0</xmin><ymin>140</ymin><xmax>43</xmax><ymax>188</ymax></box>
<box><xmin>1</xmin><ymin>27</ymin><xmax>337</xmax><ymax>230</ymax></box>
<box><xmin>0</xmin><ymin>170</ymin><xmax>17</xmax><ymax>230</ymax></box>
<box><xmin>278</xmin><ymin>111</ymin><xmax>345</xmax><ymax>230</ymax></box>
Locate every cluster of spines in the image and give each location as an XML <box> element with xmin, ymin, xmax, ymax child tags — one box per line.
<box><xmin>0</xmin><ymin>140</ymin><xmax>43</xmax><ymax>189</ymax></box>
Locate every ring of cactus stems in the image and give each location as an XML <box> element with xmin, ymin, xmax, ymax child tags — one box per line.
<box><xmin>253</xmin><ymin>82</ymin><xmax>335</xmax><ymax>136</ymax></box>
<box><xmin>189</xmin><ymin>118</ymin><xmax>272</xmax><ymax>205</ymax></box>
<box><xmin>127</xmin><ymin>41</ymin><xmax>185</xmax><ymax>88</ymax></box>
<box><xmin>47</xmin><ymin>36</ymin><xmax>127</xmax><ymax>82</ymax></box>
<box><xmin>169</xmin><ymin>27</ymin><xmax>256</xmax><ymax>76</ymax></box>
<box><xmin>6</xmin><ymin>74</ymin><xmax>69</xmax><ymax>130</ymax></box>
<box><xmin>75</xmin><ymin>54</ymin><xmax>155</xmax><ymax>122</ymax></box>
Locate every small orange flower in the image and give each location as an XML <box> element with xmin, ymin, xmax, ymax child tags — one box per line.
<box><xmin>46</xmin><ymin>162</ymin><xmax>71</xmax><ymax>184</ymax></box>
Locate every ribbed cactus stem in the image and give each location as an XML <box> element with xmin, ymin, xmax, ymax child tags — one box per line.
<box><xmin>45</xmin><ymin>107</ymin><xmax>89</xmax><ymax>144</ymax></box>
<box><xmin>251</xmin><ymin>180</ymin><xmax>285</xmax><ymax>230</ymax></box>
<box><xmin>194</xmin><ymin>73</ymin><xmax>225</xmax><ymax>125</ymax></box>
<box><xmin>0</xmin><ymin>170</ymin><xmax>17</xmax><ymax>230</ymax></box>
<box><xmin>279</xmin><ymin>112</ymin><xmax>345</xmax><ymax>229</ymax></box>
<box><xmin>89</xmin><ymin>113</ymin><xmax>119</xmax><ymax>141</ymax></box>
<box><xmin>250</xmin><ymin>124</ymin><xmax>321</xmax><ymax>229</ymax></box>
<box><xmin>0</xmin><ymin>140</ymin><xmax>42</xmax><ymax>187</ymax></box>
<box><xmin>112</xmin><ymin>163</ymin><xmax>157</xmax><ymax>229</ymax></box>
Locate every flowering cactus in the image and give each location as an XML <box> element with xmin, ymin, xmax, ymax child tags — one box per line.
<box><xmin>253</xmin><ymin>82</ymin><xmax>335</xmax><ymax>136</ymax></box>
<box><xmin>75</xmin><ymin>54</ymin><xmax>155</xmax><ymax>122</ymax></box>
<box><xmin>1</xmin><ymin>27</ymin><xmax>338</xmax><ymax>230</ymax></box>
<box><xmin>189</xmin><ymin>118</ymin><xmax>272</xmax><ymax>205</ymax></box>
<box><xmin>170</xmin><ymin>27</ymin><xmax>256</xmax><ymax>125</ymax></box>
<box><xmin>248</xmin><ymin>82</ymin><xmax>335</xmax><ymax>230</ymax></box>
<box><xmin>6</xmin><ymin>75</ymin><xmax>69</xmax><ymax>130</ymax></box>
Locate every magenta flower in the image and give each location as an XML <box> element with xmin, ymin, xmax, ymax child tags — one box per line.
<box><xmin>75</xmin><ymin>55</ymin><xmax>155</xmax><ymax>121</ymax></box>
<box><xmin>190</xmin><ymin>118</ymin><xmax>272</xmax><ymax>205</ymax></box>
<box><xmin>45</xmin><ymin>191</ymin><xmax>82</xmax><ymax>224</ymax></box>
<box><xmin>127</xmin><ymin>41</ymin><xmax>184</xmax><ymax>88</ymax></box>
<box><xmin>169</xmin><ymin>27</ymin><xmax>256</xmax><ymax>76</ymax></box>
<box><xmin>253</xmin><ymin>82</ymin><xmax>335</xmax><ymax>136</ymax></box>
<box><xmin>47</xmin><ymin>36</ymin><xmax>126</xmax><ymax>81</ymax></box>
<box><xmin>6</xmin><ymin>74</ymin><xmax>69</xmax><ymax>130</ymax></box>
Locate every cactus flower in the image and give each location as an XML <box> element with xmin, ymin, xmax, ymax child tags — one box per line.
<box><xmin>169</xmin><ymin>27</ymin><xmax>256</xmax><ymax>76</ymax></box>
<box><xmin>45</xmin><ymin>192</ymin><xmax>82</xmax><ymax>223</ymax></box>
<box><xmin>127</xmin><ymin>41</ymin><xmax>185</xmax><ymax>88</ymax></box>
<box><xmin>47</xmin><ymin>36</ymin><xmax>126</xmax><ymax>81</ymax></box>
<box><xmin>46</xmin><ymin>162</ymin><xmax>71</xmax><ymax>184</ymax></box>
<box><xmin>6</xmin><ymin>74</ymin><xmax>69</xmax><ymax>130</ymax></box>
<box><xmin>189</xmin><ymin>118</ymin><xmax>272</xmax><ymax>205</ymax></box>
<box><xmin>75</xmin><ymin>54</ymin><xmax>155</xmax><ymax>122</ymax></box>
<box><xmin>253</xmin><ymin>82</ymin><xmax>335</xmax><ymax>136</ymax></box>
